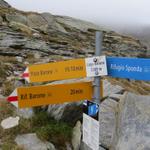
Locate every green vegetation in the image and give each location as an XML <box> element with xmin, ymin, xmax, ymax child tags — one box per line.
<box><xmin>0</xmin><ymin>101</ymin><xmax>73</xmax><ymax>149</ymax></box>
<box><xmin>31</xmin><ymin>111</ymin><xmax>72</xmax><ymax>148</ymax></box>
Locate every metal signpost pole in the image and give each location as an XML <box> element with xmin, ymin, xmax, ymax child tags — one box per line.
<box><xmin>83</xmin><ymin>31</ymin><xmax>103</xmax><ymax>150</ymax></box>
<box><xmin>93</xmin><ymin>31</ymin><xmax>102</xmax><ymax>104</ymax></box>
<box><xmin>94</xmin><ymin>31</ymin><xmax>102</xmax><ymax>150</ymax></box>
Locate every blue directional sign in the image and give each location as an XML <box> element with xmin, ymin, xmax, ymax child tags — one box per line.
<box><xmin>83</xmin><ymin>100</ymin><xmax>99</xmax><ymax>120</ymax></box>
<box><xmin>88</xmin><ymin>104</ymin><xmax>99</xmax><ymax>116</ymax></box>
<box><xmin>107</xmin><ymin>57</ymin><xmax>150</xmax><ymax>81</ymax></box>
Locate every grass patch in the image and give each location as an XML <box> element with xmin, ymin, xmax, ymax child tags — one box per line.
<box><xmin>2</xmin><ymin>81</ymin><xmax>15</xmax><ymax>96</ymax></box>
<box><xmin>36</xmin><ymin>121</ymin><xmax>72</xmax><ymax>146</ymax></box>
<box><xmin>0</xmin><ymin>100</ymin><xmax>14</xmax><ymax>121</ymax></box>
<box><xmin>31</xmin><ymin>111</ymin><xmax>73</xmax><ymax>148</ymax></box>
<box><xmin>0</xmin><ymin>103</ymin><xmax>73</xmax><ymax>149</ymax></box>
<box><xmin>1</xmin><ymin>142</ymin><xmax>24</xmax><ymax>150</ymax></box>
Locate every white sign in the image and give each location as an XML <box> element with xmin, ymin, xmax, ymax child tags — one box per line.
<box><xmin>85</xmin><ymin>56</ymin><xmax>107</xmax><ymax>77</ymax></box>
<box><xmin>83</xmin><ymin>113</ymin><xmax>99</xmax><ymax>150</ymax></box>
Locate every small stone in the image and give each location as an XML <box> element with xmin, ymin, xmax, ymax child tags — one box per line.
<box><xmin>34</xmin><ymin>52</ymin><xmax>41</xmax><ymax>59</ymax></box>
<box><xmin>16</xmin><ymin>56</ymin><xmax>23</xmax><ymax>62</ymax></box>
<box><xmin>32</xmin><ymin>33</ymin><xmax>41</xmax><ymax>38</ymax></box>
<box><xmin>1</xmin><ymin>116</ymin><xmax>20</xmax><ymax>129</ymax></box>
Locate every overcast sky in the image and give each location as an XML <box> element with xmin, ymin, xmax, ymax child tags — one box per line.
<box><xmin>6</xmin><ymin>0</ymin><xmax>150</xmax><ymax>31</ymax></box>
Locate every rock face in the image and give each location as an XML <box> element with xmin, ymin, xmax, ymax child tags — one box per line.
<box><xmin>15</xmin><ymin>133</ymin><xmax>56</xmax><ymax>150</ymax></box>
<box><xmin>99</xmin><ymin>98</ymin><xmax>118</xmax><ymax>149</ymax></box>
<box><xmin>0</xmin><ymin>0</ymin><xmax>11</xmax><ymax>8</ymax></box>
<box><xmin>80</xmin><ymin>92</ymin><xmax>150</xmax><ymax>150</ymax></box>
<box><xmin>115</xmin><ymin>92</ymin><xmax>150</xmax><ymax>150</ymax></box>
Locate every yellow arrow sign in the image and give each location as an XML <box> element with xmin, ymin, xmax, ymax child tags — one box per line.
<box><xmin>17</xmin><ymin>81</ymin><xmax>103</xmax><ymax>108</ymax></box>
<box><xmin>22</xmin><ymin>56</ymin><xmax>107</xmax><ymax>83</ymax></box>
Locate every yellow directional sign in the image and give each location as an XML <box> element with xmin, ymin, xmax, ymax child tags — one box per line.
<box><xmin>17</xmin><ymin>81</ymin><xmax>103</xmax><ymax>108</ymax></box>
<box><xmin>22</xmin><ymin>56</ymin><xmax>107</xmax><ymax>83</ymax></box>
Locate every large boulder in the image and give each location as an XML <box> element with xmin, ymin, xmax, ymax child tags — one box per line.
<box><xmin>47</xmin><ymin>102</ymin><xmax>83</xmax><ymax>124</ymax></box>
<box><xmin>15</xmin><ymin>133</ymin><xmax>56</xmax><ymax>150</ymax></box>
<box><xmin>99</xmin><ymin>98</ymin><xmax>118</xmax><ymax>149</ymax></box>
<box><xmin>115</xmin><ymin>92</ymin><xmax>150</xmax><ymax>150</ymax></box>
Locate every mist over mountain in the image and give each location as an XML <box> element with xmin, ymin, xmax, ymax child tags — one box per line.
<box><xmin>93</xmin><ymin>20</ymin><xmax>150</xmax><ymax>51</ymax></box>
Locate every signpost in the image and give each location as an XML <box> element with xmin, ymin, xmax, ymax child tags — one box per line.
<box><xmin>22</xmin><ymin>56</ymin><xmax>107</xmax><ymax>83</ymax></box>
<box><xmin>7</xmin><ymin>81</ymin><xmax>104</xmax><ymax>108</ymax></box>
<box><xmin>83</xmin><ymin>32</ymin><xmax>103</xmax><ymax>150</ymax></box>
<box><xmin>107</xmin><ymin>57</ymin><xmax>150</xmax><ymax>81</ymax></box>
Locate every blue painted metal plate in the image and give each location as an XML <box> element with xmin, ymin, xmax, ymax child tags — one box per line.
<box><xmin>107</xmin><ymin>57</ymin><xmax>150</xmax><ymax>81</ymax></box>
<box><xmin>88</xmin><ymin>104</ymin><xmax>99</xmax><ymax>116</ymax></box>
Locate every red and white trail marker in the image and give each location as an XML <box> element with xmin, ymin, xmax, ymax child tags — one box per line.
<box><xmin>7</xmin><ymin>89</ymin><xmax>18</xmax><ymax>108</ymax></box>
<box><xmin>22</xmin><ymin>68</ymin><xmax>30</xmax><ymax>82</ymax></box>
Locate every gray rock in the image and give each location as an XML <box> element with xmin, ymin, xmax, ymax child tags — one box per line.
<box><xmin>27</xmin><ymin>14</ymin><xmax>47</xmax><ymax>29</ymax></box>
<box><xmin>56</xmin><ymin>16</ymin><xmax>101</xmax><ymax>31</ymax></box>
<box><xmin>66</xmin><ymin>142</ymin><xmax>72</xmax><ymax>150</ymax></box>
<box><xmin>0</xmin><ymin>28</ymin><xmax>27</xmax><ymax>49</ymax></box>
<box><xmin>15</xmin><ymin>133</ymin><xmax>56</xmax><ymax>150</ymax></box>
<box><xmin>1</xmin><ymin>116</ymin><xmax>20</xmax><ymax>129</ymax></box>
<box><xmin>99</xmin><ymin>98</ymin><xmax>118</xmax><ymax>149</ymax></box>
<box><xmin>15</xmin><ymin>56</ymin><xmax>23</xmax><ymax>63</ymax></box>
<box><xmin>6</xmin><ymin>14</ymin><xmax>27</xmax><ymax>25</ymax></box>
<box><xmin>9</xmin><ymin>21</ymin><xmax>35</xmax><ymax>35</ymax></box>
<box><xmin>17</xmin><ymin>108</ymin><xmax>34</xmax><ymax>119</ymax></box>
<box><xmin>103</xmin><ymin>79</ymin><xmax>124</xmax><ymax>97</ymax></box>
<box><xmin>41</xmin><ymin>13</ymin><xmax>67</xmax><ymax>33</ymax></box>
<box><xmin>72</xmin><ymin>121</ymin><xmax>82</xmax><ymax>150</ymax></box>
<box><xmin>32</xmin><ymin>33</ymin><xmax>41</xmax><ymax>38</ymax></box>
<box><xmin>109</xmin><ymin>93</ymin><xmax>124</xmax><ymax>101</ymax></box>
<box><xmin>24</xmin><ymin>39</ymin><xmax>50</xmax><ymax>52</ymax></box>
<box><xmin>47</xmin><ymin>102</ymin><xmax>82</xmax><ymax>124</ymax></box>
<box><xmin>41</xmin><ymin>13</ymin><xmax>55</xmax><ymax>25</ymax></box>
<box><xmin>0</xmin><ymin>0</ymin><xmax>11</xmax><ymax>8</ymax></box>
<box><xmin>115</xmin><ymin>92</ymin><xmax>150</xmax><ymax>150</ymax></box>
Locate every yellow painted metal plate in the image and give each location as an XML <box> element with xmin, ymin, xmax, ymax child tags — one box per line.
<box><xmin>18</xmin><ymin>82</ymin><xmax>91</xmax><ymax>108</ymax></box>
<box><xmin>29</xmin><ymin>58</ymin><xmax>86</xmax><ymax>83</ymax></box>
<box><xmin>18</xmin><ymin>81</ymin><xmax>103</xmax><ymax>108</ymax></box>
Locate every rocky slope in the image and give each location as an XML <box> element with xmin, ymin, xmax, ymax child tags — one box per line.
<box><xmin>0</xmin><ymin>0</ymin><xmax>149</xmax><ymax>97</ymax></box>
